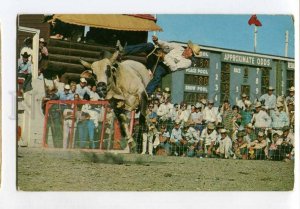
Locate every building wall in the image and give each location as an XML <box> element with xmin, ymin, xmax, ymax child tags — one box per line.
<box><xmin>162</xmin><ymin>47</ymin><xmax>295</xmax><ymax>106</ymax></box>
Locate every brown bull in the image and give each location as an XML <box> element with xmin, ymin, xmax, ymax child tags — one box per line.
<box><xmin>80</xmin><ymin>51</ymin><xmax>151</xmax><ymax>151</ymax></box>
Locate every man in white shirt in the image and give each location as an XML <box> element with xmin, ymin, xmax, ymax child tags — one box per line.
<box><xmin>236</xmin><ymin>93</ymin><xmax>247</xmax><ymax>110</ymax></box>
<box><xmin>259</xmin><ymin>86</ymin><xmax>277</xmax><ymax>110</ymax></box>
<box><xmin>202</xmin><ymin>100</ymin><xmax>220</xmax><ymax>125</ymax></box>
<box><xmin>117</xmin><ymin>36</ymin><xmax>200</xmax><ymax>94</ymax></box>
<box><xmin>76</xmin><ymin>77</ymin><xmax>91</xmax><ymax>99</ymax></box>
<box><xmin>251</xmin><ymin>102</ymin><xmax>271</xmax><ymax>130</ymax></box>
<box><xmin>200</xmin><ymin>123</ymin><xmax>218</xmax><ymax>157</ymax></box>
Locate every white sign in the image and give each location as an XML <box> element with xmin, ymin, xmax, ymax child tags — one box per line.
<box><xmin>186</xmin><ymin>67</ymin><xmax>209</xmax><ymax>75</ymax></box>
<box><xmin>185</xmin><ymin>85</ymin><xmax>208</xmax><ymax>93</ymax></box>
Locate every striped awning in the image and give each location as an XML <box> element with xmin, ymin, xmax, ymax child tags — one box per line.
<box><xmin>50</xmin><ymin>14</ymin><xmax>162</xmax><ymax>32</ymax></box>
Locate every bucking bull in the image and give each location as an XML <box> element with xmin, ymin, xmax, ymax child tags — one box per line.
<box><xmin>80</xmin><ymin>51</ymin><xmax>151</xmax><ymax>152</ymax></box>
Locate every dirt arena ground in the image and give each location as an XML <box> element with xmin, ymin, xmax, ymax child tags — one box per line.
<box><xmin>17</xmin><ymin>147</ymin><xmax>294</xmax><ymax>191</ymax></box>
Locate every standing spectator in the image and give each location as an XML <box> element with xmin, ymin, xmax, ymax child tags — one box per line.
<box><xmin>285</xmin><ymin>86</ymin><xmax>295</xmax><ymax>104</ymax></box>
<box><xmin>170</xmin><ymin>120</ymin><xmax>183</xmax><ymax>156</ymax></box>
<box><xmin>76</xmin><ymin>78</ymin><xmax>91</xmax><ymax>99</ymax></box>
<box><xmin>20</xmin><ymin>37</ymin><xmax>33</xmax><ymax>62</ymax></box>
<box><xmin>70</xmin><ymin>82</ymin><xmax>77</xmax><ymax>94</ymax></box>
<box><xmin>141</xmin><ymin>104</ymin><xmax>158</xmax><ymax>155</ymax></box>
<box><xmin>200</xmin><ymin>123</ymin><xmax>218</xmax><ymax>158</ymax></box>
<box><xmin>259</xmin><ymin>86</ymin><xmax>277</xmax><ymax>110</ymax></box>
<box><xmin>190</xmin><ymin>103</ymin><xmax>204</xmax><ymax>133</ymax></box>
<box><xmin>39</xmin><ymin>38</ymin><xmax>49</xmax><ymax>73</ymax></box>
<box><xmin>56</xmin><ymin>84</ymin><xmax>74</xmax><ymax>100</ymax></box>
<box><xmin>248</xmin><ymin>131</ymin><xmax>267</xmax><ymax>160</ymax></box>
<box><xmin>157</xmin><ymin>97</ymin><xmax>174</xmax><ymax>130</ymax></box>
<box><xmin>77</xmin><ymin>112</ymin><xmax>96</xmax><ymax>149</ymax></box>
<box><xmin>271</xmin><ymin>102</ymin><xmax>289</xmax><ymax>130</ymax></box>
<box><xmin>240</xmin><ymin>100</ymin><xmax>253</xmax><ymax>128</ymax></box>
<box><xmin>178</xmin><ymin>102</ymin><xmax>191</xmax><ymax>125</ymax></box>
<box><xmin>251</xmin><ymin>102</ymin><xmax>271</xmax><ymax>131</ymax></box>
<box><xmin>89</xmin><ymin>85</ymin><xmax>101</xmax><ymax>101</ymax></box>
<box><xmin>202</xmin><ymin>99</ymin><xmax>220</xmax><ymax>125</ymax></box>
<box><xmin>221</xmin><ymin>100</ymin><xmax>238</xmax><ymax>137</ymax></box>
<box><xmin>62</xmin><ymin>107</ymin><xmax>75</xmax><ymax>149</ymax></box>
<box><xmin>17</xmin><ymin>52</ymin><xmax>32</xmax><ymax>92</ymax></box>
<box><xmin>236</xmin><ymin>93</ymin><xmax>248</xmax><ymax>110</ymax></box>
<box><xmin>216</xmin><ymin>129</ymin><xmax>233</xmax><ymax>159</ymax></box>
<box><xmin>233</xmin><ymin>131</ymin><xmax>248</xmax><ymax>160</ymax></box>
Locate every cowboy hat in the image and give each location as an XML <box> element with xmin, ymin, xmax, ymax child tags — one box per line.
<box><xmin>64</xmin><ymin>84</ymin><xmax>71</xmax><ymax>90</ymax></box>
<box><xmin>220</xmin><ymin>129</ymin><xmax>227</xmax><ymax>134</ymax></box>
<box><xmin>288</xmin><ymin>86</ymin><xmax>295</xmax><ymax>92</ymax></box>
<box><xmin>268</xmin><ymin>86</ymin><xmax>275</xmax><ymax>91</ymax></box>
<box><xmin>258</xmin><ymin>131</ymin><xmax>264</xmax><ymax>137</ymax></box>
<box><xmin>187</xmin><ymin>40</ymin><xmax>200</xmax><ymax>56</ymax></box>
<box><xmin>282</xmin><ymin>126</ymin><xmax>290</xmax><ymax>132</ymax></box>
<box><xmin>207</xmin><ymin>123</ymin><xmax>215</xmax><ymax>130</ymax></box>
<box><xmin>208</xmin><ymin>99</ymin><xmax>214</xmax><ymax>104</ymax></box>
<box><xmin>21</xmin><ymin>52</ymin><xmax>31</xmax><ymax>58</ymax></box>
<box><xmin>200</xmin><ymin>98</ymin><xmax>207</xmax><ymax>105</ymax></box>
<box><xmin>195</xmin><ymin>102</ymin><xmax>201</xmax><ymax>108</ymax></box>
<box><xmin>245</xmin><ymin>100</ymin><xmax>252</xmax><ymax>107</ymax></box>
<box><xmin>242</xmin><ymin>93</ymin><xmax>247</xmax><ymax>97</ymax></box>
<box><xmin>255</xmin><ymin>102</ymin><xmax>262</xmax><ymax>108</ymax></box>
<box><xmin>80</xmin><ymin>77</ymin><xmax>87</xmax><ymax>83</ymax></box>
<box><xmin>237</xmin><ymin>131</ymin><xmax>245</xmax><ymax>137</ymax></box>
<box><xmin>39</xmin><ymin>38</ymin><xmax>45</xmax><ymax>43</ymax></box>
<box><xmin>163</xmin><ymin>87</ymin><xmax>171</xmax><ymax>93</ymax></box>
<box><xmin>276</xmin><ymin>102</ymin><xmax>284</xmax><ymax>108</ymax></box>
<box><xmin>246</xmin><ymin>123</ymin><xmax>253</xmax><ymax>129</ymax></box>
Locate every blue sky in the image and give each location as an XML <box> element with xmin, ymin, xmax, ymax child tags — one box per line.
<box><xmin>151</xmin><ymin>15</ymin><xmax>294</xmax><ymax>57</ymax></box>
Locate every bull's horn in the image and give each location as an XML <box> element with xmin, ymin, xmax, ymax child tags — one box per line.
<box><xmin>80</xmin><ymin>59</ymin><xmax>92</xmax><ymax>69</ymax></box>
<box><xmin>109</xmin><ymin>51</ymin><xmax>119</xmax><ymax>64</ymax></box>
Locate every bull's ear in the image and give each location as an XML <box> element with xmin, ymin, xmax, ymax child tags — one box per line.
<box><xmin>80</xmin><ymin>59</ymin><xmax>92</xmax><ymax>69</ymax></box>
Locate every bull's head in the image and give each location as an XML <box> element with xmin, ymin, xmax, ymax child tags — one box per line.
<box><xmin>80</xmin><ymin>51</ymin><xmax>119</xmax><ymax>98</ymax></box>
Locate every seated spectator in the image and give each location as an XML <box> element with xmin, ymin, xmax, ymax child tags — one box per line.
<box><xmin>244</xmin><ymin>123</ymin><xmax>257</xmax><ymax>143</ymax></box>
<box><xmin>268</xmin><ymin>132</ymin><xmax>283</xmax><ymax>161</ymax></box>
<box><xmin>216</xmin><ymin>129</ymin><xmax>233</xmax><ymax>159</ymax></box>
<box><xmin>280</xmin><ymin>126</ymin><xmax>294</xmax><ymax>161</ymax></box>
<box><xmin>170</xmin><ymin>120</ymin><xmax>183</xmax><ymax>156</ymax></box>
<box><xmin>155</xmin><ymin>125</ymin><xmax>171</xmax><ymax>156</ymax></box>
<box><xmin>200</xmin><ymin>123</ymin><xmax>218</xmax><ymax>158</ymax></box>
<box><xmin>248</xmin><ymin>131</ymin><xmax>267</xmax><ymax>160</ymax></box>
<box><xmin>233</xmin><ymin>131</ymin><xmax>248</xmax><ymax>160</ymax></box>
<box><xmin>285</xmin><ymin>86</ymin><xmax>295</xmax><ymax>104</ymax></box>
<box><xmin>17</xmin><ymin>52</ymin><xmax>32</xmax><ymax>92</ymax></box>
<box><xmin>76</xmin><ymin>78</ymin><xmax>91</xmax><ymax>99</ymax></box>
<box><xmin>221</xmin><ymin>100</ymin><xmax>239</xmax><ymax>137</ymax></box>
<box><xmin>182</xmin><ymin>122</ymin><xmax>200</xmax><ymax>157</ymax></box>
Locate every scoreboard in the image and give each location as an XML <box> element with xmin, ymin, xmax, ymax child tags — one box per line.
<box><xmin>162</xmin><ymin>43</ymin><xmax>294</xmax><ymax>106</ymax></box>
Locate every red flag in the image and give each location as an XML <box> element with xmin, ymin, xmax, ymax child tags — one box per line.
<box><xmin>248</xmin><ymin>15</ymin><xmax>262</xmax><ymax>26</ymax></box>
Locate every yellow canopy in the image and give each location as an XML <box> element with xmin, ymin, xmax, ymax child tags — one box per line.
<box><xmin>51</xmin><ymin>14</ymin><xmax>163</xmax><ymax>32</ymax></box>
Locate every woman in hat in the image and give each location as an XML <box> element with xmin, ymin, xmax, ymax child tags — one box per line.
<box><xmin>116</xmin><ymin>35</ymin><xmax>200</xmax><ymax>95</ymax></box>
